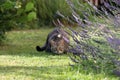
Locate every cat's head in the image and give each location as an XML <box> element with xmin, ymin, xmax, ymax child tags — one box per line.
<box><xmin>50</xmin><ymin>34</ymin><xmax>69</xmax><ymax>54</ymax></box>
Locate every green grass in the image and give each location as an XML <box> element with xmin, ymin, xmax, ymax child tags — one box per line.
<box><xmin>0</xmin><ymin>27</ymin><xmax>119</xmax><ymax>80</ymax></box>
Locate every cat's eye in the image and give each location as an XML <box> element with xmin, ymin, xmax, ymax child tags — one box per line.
<box><xmin>57</xmin><ymin>34</ymin><xmax>62</xmax><ymax>38</ymax></box>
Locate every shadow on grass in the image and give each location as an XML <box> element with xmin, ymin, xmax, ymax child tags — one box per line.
<box><xmin>0</xmin><ymin>43</ymin><xmax>68</xmax><ymax>58</ymax></box>
<box><xmin>0</xmin><ymin>44</ymin><xmax>56</xmax><ymax>57</ymax></box>
<box><xmin>0</xmin><ymin>64</ymin><xmax>119</xmax><ymax>79</ymax></box>
<box><xmin>0</xmin><ymin>65</ymin><xmax>69</xmax><ymax>79</ymax></box>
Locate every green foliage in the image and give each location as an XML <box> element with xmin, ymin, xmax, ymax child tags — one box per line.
<box><xmin>1</xmin><ymin>0</ymin><xmax>14</xmax><ymax>10</ymax></box>
<box><xmin>0</xmin><ymin>0</ymin><xmax>37</xmax><ymax>44</ymax></box>
<box><xmin>27</xmin><ymin>11</ymin><xmax>36</xmax><ymax>21</ymax></box>
<box><xmin>25</xmin><ymin>2</ymin><xmax>34</xmax><ymax>12</ymax></box>
<box><xmin>36</xmin><ymin>0</ymin><xmax>71</xmax><ymax>25</ymax></box>
<box><xmin>0</xmin><ymin>31</ymin><xmax>5</xmax><ymax>45</ymax></box>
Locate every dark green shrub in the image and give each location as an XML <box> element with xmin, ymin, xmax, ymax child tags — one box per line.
<box><xmin>35</xmin><ymin>0</ymin><xmax>71</xmax><ymax>26</ymax></box>
<box><xmin>0</xmin><ymin>0</ymin><xmax>37</xmax><ymax>44</ymax></box>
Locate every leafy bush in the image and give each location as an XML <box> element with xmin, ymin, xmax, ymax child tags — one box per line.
<box><xmin>35</xmin><ymin>0</ymin><xmax>71</xmax><ymax>26</ymax></box>
<box><xmin>0</xmin><ymin>0</ymin><xmax>37</xmax><ymax>44</ymax></box>
<box><xmin>60</xmin><ymin>0</ymin><xmax>120</xmax><ymax>76</ymax></box>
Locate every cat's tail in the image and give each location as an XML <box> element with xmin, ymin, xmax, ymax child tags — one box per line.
<box><xmin>36</xmin><ymin>45</ymin><xmax>46</xmax><ymax>51</ymax></box>
<box><xmin>36</xmin><ymin>34</ymin><xmax>49</xmax><ymax>52</ymax></box>
<box><xmin>36</xmin><ymin>29</ymin><xmax>59</xmax><ymax>52</ymax></box>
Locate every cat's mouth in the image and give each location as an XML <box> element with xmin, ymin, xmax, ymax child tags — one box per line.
<box><xmin>51</xmin><ymin>46</ymin><xmax>64</xmax><ymax>54</ymax></box>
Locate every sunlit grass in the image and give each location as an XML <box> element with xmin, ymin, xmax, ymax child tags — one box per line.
<box><xmin>0</xmin><ymin>27</ymin><xmax>119</xmax><ymax>80</ymax></box>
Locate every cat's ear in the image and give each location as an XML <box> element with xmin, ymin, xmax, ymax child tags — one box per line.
<box><xmin>57</xmin><ymin>34</ymin><xmax>62</xmax><ymax>38</ymax></box>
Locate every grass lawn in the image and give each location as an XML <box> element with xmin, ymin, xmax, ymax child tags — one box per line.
<box><xmin>0</xmin><ymin>27</ymin><xmax>119</xmax><ymax>80</ymax></box>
